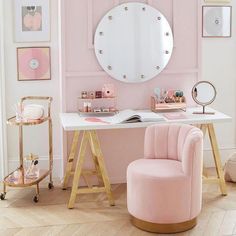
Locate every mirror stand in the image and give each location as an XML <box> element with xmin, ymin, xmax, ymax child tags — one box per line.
<box><xmin>193</xmin><ymin>105</ymin><xmax>215</xmax><ymax>115</ymax></box>
<box><xmin>192</xmin><ymin>81</ymin><xmax>217</xmax><ymax>115</ymax></box>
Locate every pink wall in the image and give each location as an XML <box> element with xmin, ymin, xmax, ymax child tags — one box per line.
<box><xmin>61</xmin><ymin>0</ymin><xmax>201</xmax><ymax>183</ymax></box>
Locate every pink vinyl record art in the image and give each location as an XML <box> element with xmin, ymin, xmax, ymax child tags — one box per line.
<box><xmin>17</xmin><ymin>47</ymin><xmax>51</xmax><ymax>81</ymax></box>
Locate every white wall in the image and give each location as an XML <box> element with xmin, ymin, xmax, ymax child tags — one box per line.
<box><xmin>0</xmin><ymin>0</ymin><xmax>8</xmax><ymax>180</ymax></box>
<box><xmin>202</xmin><ymin>0</ymin><xmax>236</xmax><ymax>167</ymax></box>
<box><xmin>3</xmin><ymin>0</ymin><xmax>63</xmax><ymax>178</ymax></box>
<box><xmin>1</xmin><ymin>0</ymin><xmax>235</xmax><ymax>180</ymax></box>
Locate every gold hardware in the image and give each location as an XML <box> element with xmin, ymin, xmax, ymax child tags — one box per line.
<box><xmin>131</xmin><ymin>216</ymin><xmax>197</xmax><ymax>233</ymax></box>
<box><xmin>25</xmin><ymin>153</ymin><xmax>38</xmax><ymax>161</ymax></box>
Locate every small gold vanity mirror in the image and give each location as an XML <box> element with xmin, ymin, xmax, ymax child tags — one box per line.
<box><xmin>192</xmin><ymin>81</ymin><xmax>216</xmax><ymax>114</ymax></box>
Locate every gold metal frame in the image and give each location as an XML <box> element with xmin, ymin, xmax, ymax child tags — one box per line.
<box><xmin>131</xmin><ymin>216</ymin><xmax>197</xmax><ymax>234</ymax></box>
<box><xmin>62</xmin><ymin>130</ymin><xmax>115</xmax><ymax>209</ymax></box>
<box><xmin>192</xmin><ymin>81</ymin><xmax>217</xmax><ymax>114</ymax></box>
<box><xmin>1</xmin><ymin>96</ymin><xmax>53</xmax><ymax>202</ymax></box>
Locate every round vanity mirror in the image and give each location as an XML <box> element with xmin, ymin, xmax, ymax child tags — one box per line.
<box><xmin>94</xmin><ymin>3</ymin><xmax>174</xmax><ymax>83</ymax></box>
<box><xmin>192</xmin><ymin>81</ymin><xmax>217</xmax><ymax>114</ymax></box>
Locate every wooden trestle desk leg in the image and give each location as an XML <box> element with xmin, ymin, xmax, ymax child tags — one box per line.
<box><xmin>207</xmin><ymin>124</ymin><xmax>227</xmax><ymax>195</ymax></box>
<box><xmin>89</xmin><ymin>131</ymin><xmax>115</xmax><ymax>206</ymax></box>
<box><xmin>88</xmin><ymin>134</ymin><xmax>103</xmax><ymax>187</ymax></box>
<box><xmin>62</xmin><ymin>131</ymin><xmax>80</xmax><ymax>190</ymax></box>
<box><xmin>67</xmin><ymin>130</ymin><xmax>115</xmax><ymax>209</ymax></box>
<box><xmin>68</xmin><ymin>131</ymin><xmax>89</xmax><ymax>209</ymax></box>
<box><xmin>200</xmin><ymin>124</ymin><xmax>227</xmax><ymax>196</ymax></box>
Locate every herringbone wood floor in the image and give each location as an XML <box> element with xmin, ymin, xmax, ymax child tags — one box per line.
<box><xmin>0</xmin><ymin>180</ymin><xmax>236</xmax><ymax>236</ymax></box>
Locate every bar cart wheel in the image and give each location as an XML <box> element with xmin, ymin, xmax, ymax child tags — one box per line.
<box><xmin>48</xmin><ymin>182</ymin><xmax>54</xmax><ymax>189</ymax></box>
<box><xmin>0</xmin><ymin>193</ymin><xmax>6</xmax><ymax>200</ymax></box>
<box><xmin>33</xmin><ymin>195</ymin><xmax>39</xmax><ymax>203</ymax></box>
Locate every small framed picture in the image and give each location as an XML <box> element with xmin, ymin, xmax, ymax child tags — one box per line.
<box><xmin>17</xmin><ymin>47</ymin><xmax>51</xmax><ymax>81</ymax></box>
<box><xmin>202</xmin><ymin>6</ymin><xmax>232</xmax><ymax>38</ymax></box>
<box><xmin>14</xmin><ymin>0</ymin><xmax>50</xmax><ymax>42</ymax></box>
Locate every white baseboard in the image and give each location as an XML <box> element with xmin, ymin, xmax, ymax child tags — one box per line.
<box><xmin>203</xmin><ymin>147</ymin><xmax>236</xmax><ymax>167</ymax></box>
<box><xmin>8</xmin><ymin>155</ymin><xmax>63</xmax><ymax>180</ymax></box>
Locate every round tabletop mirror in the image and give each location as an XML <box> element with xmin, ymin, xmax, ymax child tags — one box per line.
<box><xmin>192</xmin><ymin>81</ymin><xmax>217</xmax><ymax>114</ymax></box>
<box><xmin>94</xmin><ymin>3</ymin><xmax>174</xmax><ymax>83</ymax></box>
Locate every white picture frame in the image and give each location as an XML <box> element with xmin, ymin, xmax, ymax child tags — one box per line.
<box><xmin>202</xmin><ymin>6</ymin><xmax>232</xmax><ymax>38</ymax></box>
<box><xmin>14</xmin><ymin>0</ymin><xmax>50</xmax><ymax>42</ymax></box>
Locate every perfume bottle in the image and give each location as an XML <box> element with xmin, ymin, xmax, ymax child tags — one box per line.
<box><xmin>25</xmin><ymin>160</ymin><xmax>39</xmax><ymax>179</ymax></box>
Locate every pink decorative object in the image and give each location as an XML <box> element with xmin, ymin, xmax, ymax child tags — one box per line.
<box><xmin>17</xmin><ymin>47</ymin><xmax>51</xmax><ymax>81</ymax></box>
<box><xmin>102</xmin><ymin>84</ymin><xmax>115</xmax><ymax>98</ymax></box>
<box><xmin>85</xmin><ymin>117</ymin><xmax>110</xmax><ymax>124</ymax></box>
<box><xmin>163</xmin><ymin>112</ymin><xmax>187</xmax><ymax>120</ymax></box>
<box><xmin>23</xmin><ymin>12</ymin><xmax>42</xmax><ymax>31</ymax></box>
<box><xmin>127</xmin><ymin>124</ymin><xmax>203</xmax><ymax>233</ymax></box>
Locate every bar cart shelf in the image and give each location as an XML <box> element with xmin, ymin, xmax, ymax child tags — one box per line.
<box><xmin>0</xmin><ymin>96</ymin><xmax>53</xmax><ymax>203</ymax></box>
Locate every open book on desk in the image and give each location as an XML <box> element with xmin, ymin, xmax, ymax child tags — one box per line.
<box><xmin>113</xmin><ymin>109</ymin><xmax>165</xmax><ymax>123</ymax></box>
<box><xmin>84</xmin><ymin>110</ymin><xmax>165</xmax><ymax>124</ymax></box>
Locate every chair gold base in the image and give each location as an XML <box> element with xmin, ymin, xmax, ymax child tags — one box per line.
<box><xmin>131</xmin><ymin>215</ymin><xmax>197</xmax><ymax>234</ymax></box>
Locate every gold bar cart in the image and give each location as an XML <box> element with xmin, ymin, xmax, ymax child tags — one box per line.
<box><xmin>0</xmin><ymin>96</ymin><xmax>53</xmax><ymax>203</ymax></box>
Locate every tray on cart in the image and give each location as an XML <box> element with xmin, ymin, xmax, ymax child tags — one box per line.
<box><xmin>4</xmin><ymin>168</ymin><xmax>50</xmax><ymax>187</ymax></box>
<box><xmin>7</xmin><ymin>116</ymin><xmax>50</xmax><ymax>126</ymax></box>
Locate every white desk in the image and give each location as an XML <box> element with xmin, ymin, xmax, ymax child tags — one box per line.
<box><xmin>61</xmin><ymin>107</ymin><xmax>231</xmax><ymax>209</ymax></box>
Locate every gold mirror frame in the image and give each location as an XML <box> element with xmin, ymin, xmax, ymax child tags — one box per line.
<box><xmin>192</xmin><ymin>81</ymin><xmax>217</xmax><ymax>114</ymax></box>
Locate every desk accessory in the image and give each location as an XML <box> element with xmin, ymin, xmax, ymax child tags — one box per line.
<box><xmin>102</xmin><ymin>84</ymin><xmax>115</xmax><ymax>98</ymax></box>
<box><xmin>163</xmin><ymin>112</ymin><xmax>187</xmax><ymax>120</ymax></box>
<box><xmin>192</xmin><ymin>81</ymin><xmax>216</xmax><ymax>114</ymax></box>
<box><xmin>78</xmin><ymin>85</ymin><xmax>118</xmax><ymax>116</ymax></box>
<box><xmin>0</xmin><ymin>96</ymin><xmax>53</xmax><ymax>203</ymax></box>
<box><xmin>151</xmin><ymin>88</ymin><xmax>186</xmax><ymax>112</ymax></box>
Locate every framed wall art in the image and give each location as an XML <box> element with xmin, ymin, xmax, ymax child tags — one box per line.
<box><xmin>14</xmin><ymin>0</ymin><xmax>50</xmax><ymax>42</ymax></box>
<box><xmin>202</xmin><ymin>6</ymin><xmax>232</xmax><ymax>38</ymax></box>
<box><xmin>17</xmin><ymin>47</ymin><xmax>51</xmax><ymax>81</ymax></box>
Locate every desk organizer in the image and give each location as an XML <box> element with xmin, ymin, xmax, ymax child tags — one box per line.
<box><xmin>0</xmin><ymin>96</ymin><xmax>53</xmax><ymax>203</ymax></box>
<box><xmin>151</xmin><ymin>96</ymin><xmax>186</xmax><ymax>112</ymax></box>
<box><xmin>78</xmin><ymin>97</ymin><xmax>118</xmax><ymax>115</ymax></box>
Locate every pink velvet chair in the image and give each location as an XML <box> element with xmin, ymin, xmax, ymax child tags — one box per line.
<box><xmin>127</xmin><ymin>124</ymin><xmax>203</xmax><ymax>233</ymax></box>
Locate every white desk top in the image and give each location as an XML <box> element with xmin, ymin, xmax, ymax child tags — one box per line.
<box><xmin>60</xmin><ymin>107</ymin><xmax>232</xmax><ymax>131</ymax></box>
